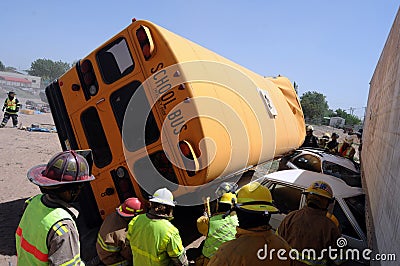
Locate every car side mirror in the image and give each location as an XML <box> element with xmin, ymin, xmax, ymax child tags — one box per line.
<box><xmin>286</xmin><ymin>161</ymin><xmax>298</xmax><ymax>169</ymax></box>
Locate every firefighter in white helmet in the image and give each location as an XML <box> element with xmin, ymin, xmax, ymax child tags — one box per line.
<box><xmin>127</xmin><ymin>188</ymin><xmax>188</xmax><ymax>266</ymax></box>
<box><xmin>301</xmin><ymin>125</ymin><xmax>319</xmax><ymax>148</ymax></box>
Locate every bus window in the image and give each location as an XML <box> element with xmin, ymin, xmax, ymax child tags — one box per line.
<box><xmin>81</xmin><ymin>107</ymin><xmax>112</xmax><ymax>168</ymax></box>
<box><xmin>134</xmin><ymin>151</ymin><xmax>179</xmax><ymax>195</ymax></box>
<box><xmin>110</xmin><ymin>81</ymin><xmax>160</xmax><ymax>151</ymax></box>
<box><xmin>96</xmin><ymin>37</ymin><xmax>135</xmax><ymax>84</ymax></box>
<box><xmin>136</xmin><ymin>26</ymin><xmax>155</xmax><ymax>60</ymax></box>
<box><xmin>111</xmin><ymin>166</ymin><xmax>136</xmax><ymax>202</ymax></box>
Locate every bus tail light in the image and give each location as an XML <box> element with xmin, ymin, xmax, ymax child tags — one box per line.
<box><xmin>136</xmin><ymin>26</ymin><xmax>155</xmax><ymax>61</ymax></box>
<box><xmin>111</xmin><ymin>166</ymin><xmax>136</xmax><ymax>201</ymax></box>
<box><xmin>78</xmin><ymin>59</ymin><xmax>99</xmax><ymax>99</ymax></box>
<box><xmin>178</xmin><ymin>140</ymin><xmax>200</xmax><ymax>177</ymax></box>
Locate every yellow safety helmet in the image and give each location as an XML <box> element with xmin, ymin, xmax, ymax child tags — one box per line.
<box><xmin>303</xmin><ymin>181</ymin><xmax>334</xmax><ymax>200</ymax></box>
<box><xmin>236</xmin><ymin>182</ymin><xmax>279</xmax><ymax>213</ymax></box>
<box><xmin>219</xmin><ymin>192</ymin><xmax>236</xmax><ymax>205</ymax></box>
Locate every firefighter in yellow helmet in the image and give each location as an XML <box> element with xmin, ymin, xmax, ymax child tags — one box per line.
<box><xmin>195</xmin><ymin>192</ymin><xmax>239</xmax><ymax>265</ymax></box>
<box><xmin>16</xmin><ymin>150</ymin><xmax>95</xmax><ymax>265</ymax></box>
<box><xmin>208</xmin><ymin>182</ymin><xmax>292</xmax><ymax>266</ymax></box>
<box><xmin>277</xmin><ymin>181</ymin><xmax>342</xmax><ymax>266</ymax></box>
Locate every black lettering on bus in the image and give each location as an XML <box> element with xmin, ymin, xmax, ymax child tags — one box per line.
<box><xmin>173</xmin><ymin>124</ymin><xmax>187</xmax><ymax>135</ymax></box>
<box><xmin>161</xmin><ymin>91</ymin><xmax>176</xmax><ymax>109</ymax></box>
<box><xmin>158</xmin><ymin>83</ymin><xmax>172</xmax><ymax>94</ymax></box>
<box><xmin>151</xmin><ymin>63</ymin><xmax>164</xmax><ymax>74</ymax></box>
<box><xmin>170</xmin><ymin>116</ymin><xmax>184</xmax><ymax>128</ymax></box>
<box><xmin>153</xmin><ymin>69</ymin><xmax>166</xmax><ymax>80</ymax></box>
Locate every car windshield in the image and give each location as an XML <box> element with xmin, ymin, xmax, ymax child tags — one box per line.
<box><xmin>292</xmin><ymin>154</ymin><xmax>322</xmax><ymax>172</ymax></box>
<box><xmin>322</xmin><ymin>161</ymin><xmax>361</xmax><ymax>187</ymax></box>
<box><xmin>344</xmin><ymin>194</ymin><xmax>366</xmax><ymax>235</ymax></box>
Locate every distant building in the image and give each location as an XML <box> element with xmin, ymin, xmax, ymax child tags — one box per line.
<box><xmin>329</xmin><ymin>117</ymin><xmax>345</xmax><ymax>128</ymax></box>
<box><xmin>0</xmin><ymin>71</ymin><xmax>41</xmax><ymax>89</ymax></box>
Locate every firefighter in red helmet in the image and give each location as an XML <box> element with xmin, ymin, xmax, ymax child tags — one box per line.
<box><xmin>96</xmin><ymin>197</ymin><xmax>143</xmax><ymax>265</ymax></box>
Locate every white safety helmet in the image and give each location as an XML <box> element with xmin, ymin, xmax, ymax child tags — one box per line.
<box><xmin>149</xmin><ymin>188</ymin><xmax>176</xmax><ymax>206</ymax></box>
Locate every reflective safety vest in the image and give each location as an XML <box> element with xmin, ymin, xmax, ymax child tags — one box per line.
<box><xmin>127</xmin><ymin>214</ymin><xmax>185</xmax><ymax>266</ymax></box>
<box><xmin>5</xmin><ymin>98</ymin><xmax>19</xmax><ymax>113</ymax></box>
<box><xmin>338</xmin><ymin>144</ymin><xmax>355</xmax><ymax>159</ymax></box>
<box><xmin>15</xmin><ymin>194</ymin><xmax>78</xmax><ymax>266</ymax></box>
<box><xmin>202</xmin><ymin>214</ymin><xmax>238</xmax><ymax>258</ymax></box>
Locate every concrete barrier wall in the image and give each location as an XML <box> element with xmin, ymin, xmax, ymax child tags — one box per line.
<box><xmin>363</xmin><ymin>7</ymin><xmax>400</xmax><ymax>266</ymax></box>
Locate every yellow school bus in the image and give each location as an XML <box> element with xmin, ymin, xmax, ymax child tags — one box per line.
<box><xmin>46</xmin><ymin>18</ymin><xmax>305</xmax><ymax>225</ymax></box>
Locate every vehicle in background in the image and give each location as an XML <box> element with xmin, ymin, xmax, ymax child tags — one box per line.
<box><xmin>278</xmin><ymin>148</ymin><xmax>361</xmax><ymax>187</ymax></box>
<box><xmin>260</xmin><ymin>169</ymin><xmax>367</xmax><ymax>265</ymax></box>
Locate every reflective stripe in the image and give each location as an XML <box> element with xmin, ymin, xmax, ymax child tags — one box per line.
<box><xmin>108</xmin><ymin>260</ymin><xmax>130</xmax><ymax>266</ymax></box>
<box><xmin>129</xmin><ymin>222</ymin><xmax>176</xmax><ymax>260</ymax></box>
<box><xmin>60</xmin><ymin>253</ymin><xmax>82</xmax><ymax>266</ymax></box>
<box><xmin>16</xmin><ymin>226</ymin><xmax>48</xmax><ymax>262</ymax></box>
<box><xmin>97</xmin><ymin>233</ymin><xmax>121</xmax><ymax>252</ymax></box>
<box><xmin>130</xmin><ymin>245</ymin><xmax>162</xmax><ymax>262</ymax></box>
<box><xmin>53</xmin><ymin>221</ymin><xmax>69</xmax><ymax>236</ymax></box>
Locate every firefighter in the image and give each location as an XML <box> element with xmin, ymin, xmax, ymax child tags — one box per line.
<box><xmin>195</xmin><ymin>192</ymin><xmax>238</xmax><ymax>265</ymax></box>
<box><xmin>326</xmin><ymin>132</ymin><xmax>340</xmax><ymax>153</ymax></box>
<box><xmin>208</xmin><ymin>182</ymin><xmax>292</xmax><ymax>266</ymax></box>
<box><xmin>96</xmin><ymin>197</ymin><xmax>143</xmax><ymax>266</ymax></box>
<box><xmin>15</xmin><ymin>150</ymin><xmax>95</xmax><ymax>265</ymax></box>
<box><xmin>126</xmin><ymin>188</ymin><xmax>188</xmax><ymax>266</ymax></box>
<box><xmin>1</xmin><ymin>91</ymin><xmax>21</xmax><ymax>128</ymax></box>
<box><xmin>338</xmin><ymin>135</ymin><xmax>356</xmax><ymax>160</ymax></box>
<box><xmin>277</xmin><ymin>181</ymin><xmax>342</xmax><ymax>265</ymax></box>
<box><xmin>301</xmin><ymin>125</ymin><xmax>319</xmax><ymax>148</ymax></box>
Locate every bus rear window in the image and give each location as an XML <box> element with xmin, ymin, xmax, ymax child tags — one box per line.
<box><xmin>81</xmin><ymin>107</ymin><xmax>112</xmax><ymax>168</ymax></box>
<box><xmin>134</xmin><ymin>151</ymin><xmax>179</xmax><ymax>194</ymax></box>
<box><xmin>97</xmin><ymin>37</ymin><xmax>135</xmax><ymax>84</ymax></box>
<box><xmin>110</xmin><ymin>81</ymin><xmax>160</xmax><ymax>152</ymax></box>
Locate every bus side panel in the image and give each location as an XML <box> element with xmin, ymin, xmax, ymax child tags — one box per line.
<box><xmin>45</xmin><ymin>80</ymin><xmax>78</xmax><ymax>150</ymax></box>
<box><xmin>45</xmin><ymin>80</ymin><xmax>102</xmax><ymax>228</ymax></box>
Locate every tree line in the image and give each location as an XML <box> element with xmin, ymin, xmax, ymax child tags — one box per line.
<box><xmin>1</xmin><ymin>59</ymin><xmax>361</xmax><ymax>125</ymax></box>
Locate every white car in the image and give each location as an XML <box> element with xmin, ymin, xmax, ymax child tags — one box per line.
<box><xmin>278</xmin><ymin>148</ymin><xmax>361</xmax><ymax>187</ymax></box>
<box><xmin>259</xmin><ymin>169</ymin><xmax>367</xmax><ymax>265</ymax></box>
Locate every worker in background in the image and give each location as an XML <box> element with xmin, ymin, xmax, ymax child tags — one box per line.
<box><xmin>318</xmin><ymin>133</ymin><xmax>330</xmax><ymax>149</ymax></box>
<box><xmin>277</xmin><ymin>181</ymin><xmax>342</xmax><ymax>266</ymax></box>
<box><xmin>195</xmin><ymin>192</ymin><xmax>238</xmax><ymax>265</ymax></box>
<box><xmin>301</xmin><ymin>125</ymin><xmax>319</xmax><ymax>148</ymax></box>
<box><xmin>127</xmin><ymin>188</ymin><xmax>188</xmax><ymax>266</ymax></box>
<box><xmin>1</xmin><ymin>91</ymin><xmax>21</xmax><ymax>128</ymax></box>
<box><xmin>208</xmin><ymin>182</ymin><xmax>292</xmax><ymax>266</ymax></box>
<box><xmin>96</xmin><ymin>197</ymin><xmax>143</xmax><ymax>266</ymax></box>
<box><xmin>355</xmin><ymin>129</ymin><xmax>363</xmax><ymax>162</ymax></box>
<box><xmin>326</xmin><ymin>132</ymin><xmax>340</xmax><ymax>153</ymax></box>
<box><xmin>337</xmin><ymin>135</ymin><xmax>356</xmax><ymax>161</ymax></box>
<box><xmin>16</xmin><ymin>150</ymin><xmax>95</xmax><ymax>265</ymax></box>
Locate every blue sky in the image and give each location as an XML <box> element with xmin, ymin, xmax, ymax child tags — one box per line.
<box><xmin>1</xmin><ymin>1</ymin><xmax>398</xmax><ymax>118</ymax></box>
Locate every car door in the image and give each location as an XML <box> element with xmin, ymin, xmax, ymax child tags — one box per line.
<box><xmin>266</xmin><ymin>182</ymin><xmax>304</xmax><ymax>230</ymax></box>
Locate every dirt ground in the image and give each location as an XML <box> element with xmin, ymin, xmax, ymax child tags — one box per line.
<box><xmin>0</xmin><ymin>110</ymin><xmax>61</xmax><ymax>265</ymax></box>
